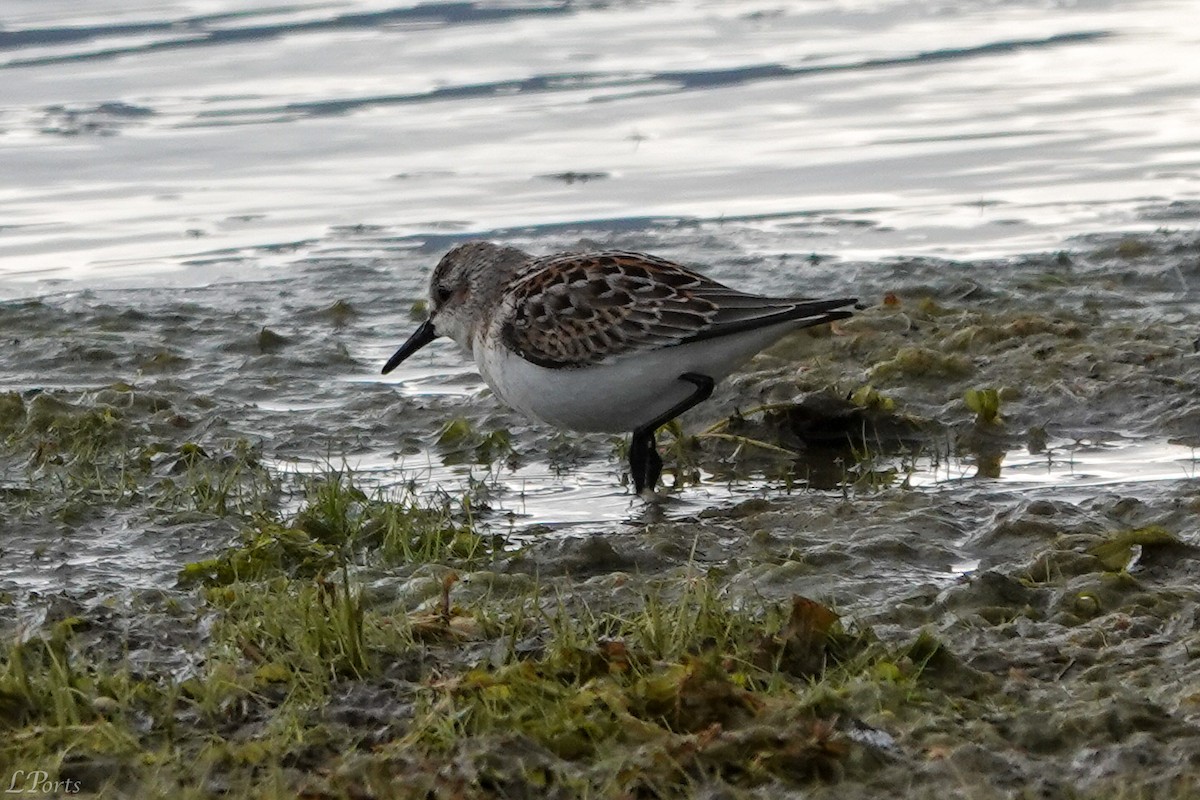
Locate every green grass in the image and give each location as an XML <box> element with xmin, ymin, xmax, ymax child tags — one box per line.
<box><xmin>395</xmin><ymin>577</ymin><xmax>883</xmax><ymax>790</ymax></box>
<box><xmin>3</xmin><ymin>548</ymin><xmax>945</xmax><ymax>798</ymax></box>
<box><xmin>4</xmin><ymin>468</ymin><xmax>1190</xmax><ymax>798</ymax></box>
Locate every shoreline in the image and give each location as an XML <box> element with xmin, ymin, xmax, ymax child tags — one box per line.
<box><xmin>2</xmin><ymin>223</ymin><xmax>1199</xmax><ymax>797</ymax></box>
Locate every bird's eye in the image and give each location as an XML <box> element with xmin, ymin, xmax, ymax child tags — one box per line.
<box><xmin>434</xmin><ymin>285</ymin><xmax>453</xmax><ymax>305</ymax></box>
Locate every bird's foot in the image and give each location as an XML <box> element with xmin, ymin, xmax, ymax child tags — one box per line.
<box><xmin>629</xmin><ymin>430</ymin><xmax>663</xmax><ymax>495</ymax></box>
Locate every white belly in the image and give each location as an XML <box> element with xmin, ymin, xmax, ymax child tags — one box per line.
<box><xmin>473</xmin><ymin>321</ymin><xmax>800</xmax><ymax>433</ymax></box>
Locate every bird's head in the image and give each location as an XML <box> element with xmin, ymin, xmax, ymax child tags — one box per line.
<box><xmin>381</xmin><ymin>241</ymin><xmax>530</xmax><ymax>374</ymax></box>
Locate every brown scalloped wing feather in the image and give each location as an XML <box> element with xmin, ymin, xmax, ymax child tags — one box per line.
<box><xmin>500</xmin><ymin>251</ymin><xmax>765</xmax><ymax>368</ymax></box>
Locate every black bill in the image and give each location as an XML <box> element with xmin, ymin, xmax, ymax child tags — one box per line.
<box><xmin>381</xmin><ymin>319</ymin><xmax>439</xmax><ymax>374</ymax></box>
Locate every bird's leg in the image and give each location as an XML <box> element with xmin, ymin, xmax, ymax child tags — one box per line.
<box><xmin>628</xmin><ymin>431</ymin><xmax>655</xmax><ymax>494</ymax></box>
<box><xmin>629</xmin><ymin>372</ymin><xmax>715</xmax><ymax>493</ymax></box>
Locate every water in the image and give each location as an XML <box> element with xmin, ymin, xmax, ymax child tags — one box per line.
<box><xmin>270</xmin><ymin>433</ymin><xmax>1200</xmax><ymax>539</ymax></box>
<box><xmin>2</xmin><ymin>0</ymin><xmax>1198</xmax><ymax>295</ymax></box>
<box><xmin>1</xmin><ymin>0</ymin><xmax>1198</xmax><ymax>600</ymax></box>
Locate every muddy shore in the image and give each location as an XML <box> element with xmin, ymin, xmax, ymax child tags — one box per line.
<box><xmin>2</xmin><ymin>220</ymin><xmax>1199</xmax><ymax>798</ymax></box>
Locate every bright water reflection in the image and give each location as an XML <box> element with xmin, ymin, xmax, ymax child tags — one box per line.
<box><xmin>1</xmin><ymin>0</ymin><xmax>1198</xmax><ymax>294</ymax></box>
<box><xmin>270</xmin><ymin>435</ymin><xmax>1200</xmax><ymax>544</ymax></box>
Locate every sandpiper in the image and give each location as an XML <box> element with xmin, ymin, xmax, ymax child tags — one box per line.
<box><xmin>382</xmin><ymin>241</ymin><xmax>855</xmax><ymax>494</ymax></box>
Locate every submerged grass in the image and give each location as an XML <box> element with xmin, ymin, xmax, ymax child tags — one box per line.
<box><xmin>178</xmin><ymin>469</ymin><xmax>501</xmax><ymax>586</ymax></box>
<box><xmin>1</xmin><ymin>386</ymin><xmax>280</xmax><ymax>523</ymax></box>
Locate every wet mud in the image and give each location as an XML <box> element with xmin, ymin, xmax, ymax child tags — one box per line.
<box><xmin>2</xmin><ymin>221</ymin><xmax>1200</xmax><ymax>797</ymax></box>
